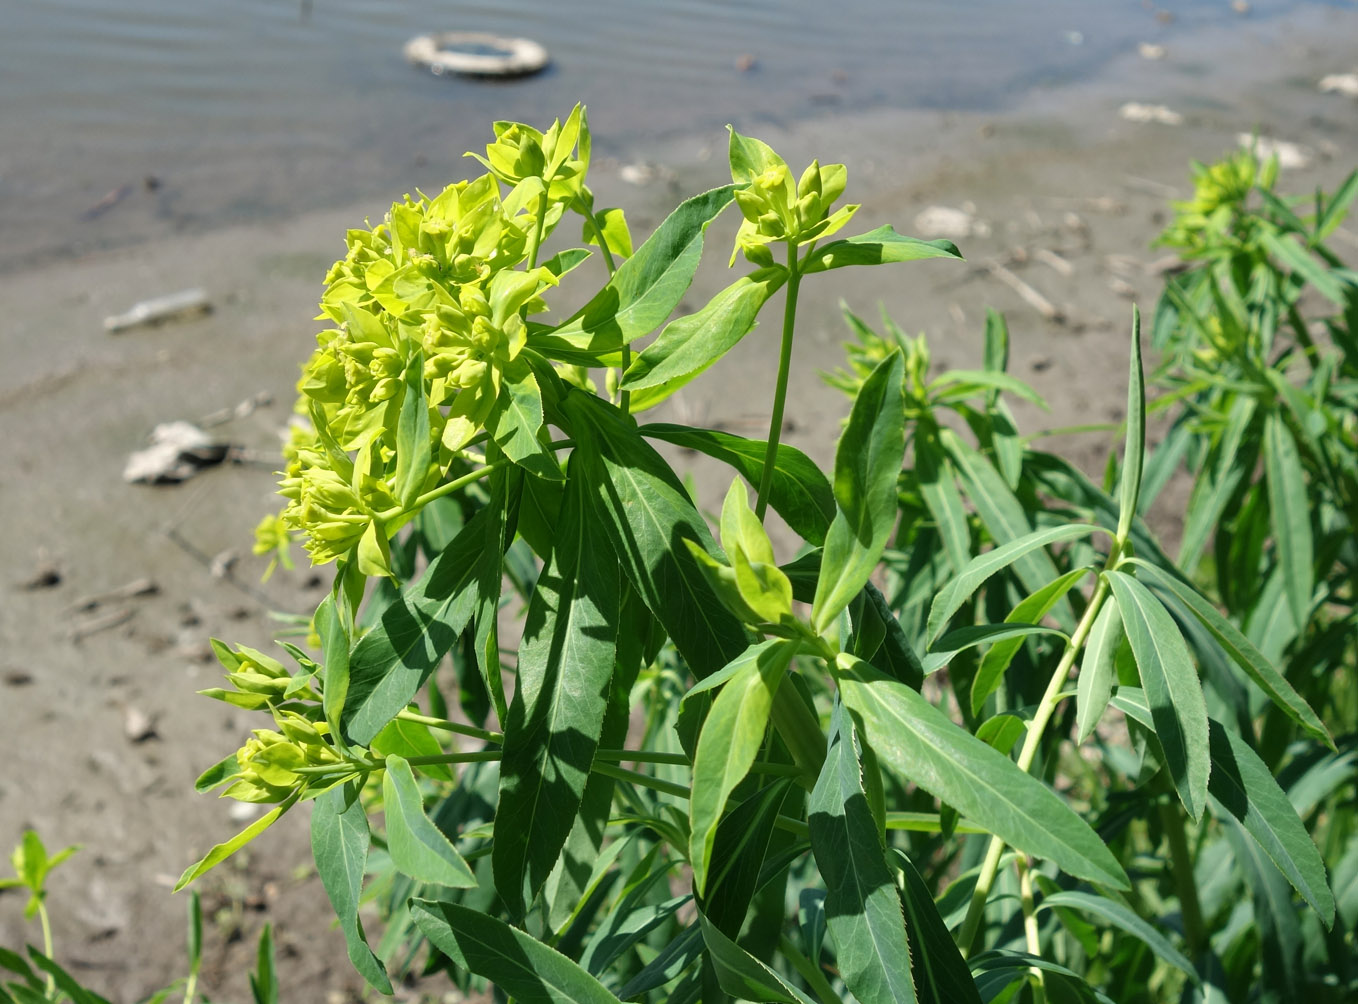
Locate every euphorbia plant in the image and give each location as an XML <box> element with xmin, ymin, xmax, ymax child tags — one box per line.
<box><xmin>177</xmin><ymin>109</ymin><xmax>1342</xmax><ymax>1003</ymax></box>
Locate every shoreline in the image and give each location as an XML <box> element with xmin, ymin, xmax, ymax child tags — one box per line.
<box><xmin>3</xmin><ymin>7</ymin><xmax>1358</xmax><ymax>1003</ymax></box>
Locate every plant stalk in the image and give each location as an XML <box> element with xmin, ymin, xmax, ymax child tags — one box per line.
<box><xmin>755</xmin><ymin>242</ymin><xmax>803</xmax><ymax>521</ymax></box>
<box><xmin>957</xmin><ymin>575</ymin><xmax>1111</xmax><ymax>956</ymax></box>
<box><xmin>1159</xmin><ymin>783</ymin><xmax>1208</xmax><ymax>954</ymax></box>
<box><xmin>1017</xmin><ymin>857</ymin><xmax>1048</xmax><ymax>1004</ymax></box>
<box><xmin>38</xmin><ymin>902</ymin><xmax>56</xmax><ymax>995</ymax></box>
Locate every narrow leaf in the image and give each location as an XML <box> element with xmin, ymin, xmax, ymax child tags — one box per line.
<box><xmin>382</xmin><ymin>755</ymin><xmax>476</xmax><ymax>889</ymax></box>
<box><xmin>1105</xmin><ymin>570</ymin><xmax>1210</xmax><ymax>820</ymax></box>
<box><xmin>809</xmin><ymin>702</ymin><xmax>918</xmax><ymax>1004</ymax></box>
<box><xmin>1076</xmin><ymin>599</ymin><xmax>1122</xmax><ymax>742</ymax></box>
<box><xmin>840</xmin><ymin>660</ymin><xmax>1128</xmax><ymax>888</ymax></box>
<box><xmin>495</xmin><ymin>462</ymin><xmax>619</xmax><ymax>916</ymax></box>
<box><xmin>895</xmin><ymin>852</ymin><xmax>982</xmax><ymax>1004</ymax></box>
<box><xmin>311</xmin><ymin>784</ymin><xmax>392</xmax><ymax>993</ymax></box>
<box><xmin>410</xmin><ymin>899</ymin><xmax>624</xmax><ymax>1003</ymax></box>
<box><xmin>1263</xmin><ymin>412</ymin><xmax>1313</xmax><ymax>631</ymax></box>
<box><xmin>926</xmin><ymin>623</ymin><xmax>1065</xmax><ymax>677</ymax></box>
<box><xmin>394</xmin><ymin>349</ymin><xmax>431</xmax><ymax>508</ymax></box>
<box><xmin>1117</xmin><ymin>305</ymin><xmax>1145</xmax><ymax>537</ymax></box>
<box><xmin>1128</xmin><ymin>559</ymin><xmax>1330</xmax><ymax>746</ymax></box>
<box><xmin>1037</xmin><ymin>891</ymin><xmax>1197</xmax><ymax>984</ymax></box>
<box><xmin>689</xmin><ymin>640</ymin><xmax>795</xmax><ymax>894</ymax></box>
<box><xmin>800</xmin><ymin>226</ymin><xmax>962</xmax><ymax>274</ymax></box>
<box><xmin>698</xmin><ymin>914</ymin><xmax>817</xmax><ymax>1004</ymax></box>
<box><xmin>926</xmin><ymin>524</ymin><xmax>1099</xmax><ymax>645</ymax></box>
<box><xmin>175</xmin><ymin>792</ymin><xmax>297</xmax><ymax>891</ymax></box>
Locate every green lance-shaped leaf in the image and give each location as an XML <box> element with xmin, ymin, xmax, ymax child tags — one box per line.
<box><xmin>381</xmin><ymin>755</ymin><xmax>476</xmax><ymax>889</ymax></box>
<box><xmin>1037</xmin><ymin>891</ymin><xmax>1198</xmax><ymax>985</ymax></box>
<box><xmin>342</xmin><ymin>487</ymin><xmax>506</xmax><ymax>745</ymax></box>
<box><xmin>926</xmin><ymin>524</ymin><xmax>1101</xmax><ymax>646</ymax></box>
<box><xmin>410</xmin><ymin>899</ymin><xmax>625</xmax><ymax>1003</ymax></box>
<box><xmin>972</xmin><ymin>566</ymin><xmax>1092</xmax><ymax>714</ymax></box>
<box><xmin>640</xmin><ymin>424</ymin><xmax>836</xmax><ymax>545</ymax></box>
<box><xmin>1178</xmin><ymin>394</ymin><xmax>1255</xmax><ymax>574</ymax></box>
<box><xmin>250</xmin><ymin>923</ymin><xmax>279</xmax><ymax>1004</ymax></box>
<box><xmin>925</xmin><ymin>623</ymin><xmax>1066</xmax><ymax>678</ymax></box>
<box><xmin>533</xmin><ymin>185</ymin><xmax>737</xmax><ymax>366</ymax></box>
<box><xmin>1127</xmin><ymin>559</ymin><xmax>1330</xmax><ymax>746</ymax></box>
<box><xmin>317</xmin><ymin>594</ymin><xmax>350</xmax><ymax>750</ymax></box>
<box><xmin>689</xmin><ymin>639</ymin><xmax>796</xmax><ymax>895</ymax></box>
<box><xmin>895</xmin><ymin>852</ymin><xmax>982</xmax><ymax>1004</ymax></box>
<box><xmin>495</xmin><ymin>462</ymin><xmax>619</xmax><ymax>917</ymax></box>
<box><xmin>800</xmin><ymin>225</ymin><xmax>962</xmax><ymax>274</ymax></box>
<box><xmin>915</xmin><ymin>429</ymin><xmax>972</xmax><ymax>574</ymax></box>
<box><xmin>1207</xmin><ymin>720</ymin><xmax>1335</xmax><ymax>923</ymax></box>
<box><xmin>1075</xmin><ymin>599</ymin><xmax>1122</xmax><ymax>742</ymax></box>
<box><xmin>488</xmin><ymin>364</ymin><xmax>564</xmax><ymax>481</ymax></box>
<box><xmin>24</xmin><ymin>951</ymin><xmax>113</xmax><ymax>1004</ymax></box>
<box><xmin>623</xmin><ymin>267</ymin><xmax>788</xmax><ymax>410</ymax></box>
<box><xmin>566</xmin><ymin>393</ymin><xmax>749</xmax><ymax>680</ymax></box>
<box><xmin>1104</xmin><ymin>570</ymin><xmax>1210</xmax><ymax>820</ymax></box>
<box><xmin>813</xmin><ymin>350</ymin><xmax>906</xmax><ymax>633</ymax></box>
<box><xmin>839</xmin><ymin>658</ymin><xmax>1128</xmax><ymax>888</ymax></box>
<box><xmin>175</xmin><ymin>791</ymin><xmax>299</xmax><ymax>891</ymax></box>
<box><xmin>698</xmin><ymin>913</ymin><xmax>818</xmax><ymax>1004</ymax></box>
<box><xmin>1263</xmin><ymin>411</ymin><xmax>1314</xmax><ymax>631</ymax></box>
<box><xmin>311</xmin><ymin>783</ymin><xmax>392</xmax><ymax>993</ymax></box>
<box><xmin>394</xmin><ymin>349</ymin><xmax>432</xmax><ymax>508</ymax></box>
<box><xmin>1221</xmin><ymin>817</ymin><xmax>1305</xmax><ymax>1003</ymax></box>
<box><xmin>809</xmin><ymin>702</ymin><xmax>919</xmax><ymax>1004</ymax></box>
<box><xmin>1116</xmin><ymin>305</ymin><xmax>1146</xmax><ymax>541</ymax></box>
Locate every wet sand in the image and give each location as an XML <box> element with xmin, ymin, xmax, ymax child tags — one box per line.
<box><xmin>2</xmin><ymin>7</ymin><xmax>1357</xmax><ymax>1001</ymax></box>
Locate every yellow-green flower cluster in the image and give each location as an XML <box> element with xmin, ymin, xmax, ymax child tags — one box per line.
<box><xmin>729</xmin><ymin>129</ymin><xmax>858</xmax><ymax>265</ymax></box>
<box><xmin>222</xmin><ymin>713</ymin><xmax>345</xmax><ymax>804</ymax></box>
<box><xmin>260</xmin><ymin>108</ymin><xmax>593</xmax><ymax>573</ymax></box>
<box><xmin>1159</xmin><ymin>149</ymin><xmax>1276</xmax><ymax>253</ymax></box>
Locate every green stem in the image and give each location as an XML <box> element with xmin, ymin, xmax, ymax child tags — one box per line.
<box><xmin>378</xmin><ymin>463</ymin><xmax>501</xmax><ymax>521</ymax></box>
<box><xmin>1159</xmin><ymin>782</ymin><xmax>1207</xmax><ymax>954</ymax></box>
<box><xmin>575</xmin><ymin>198</ymin><xmax>629</xmax><ymax>415</ymax></box>
<box><xmin>527</xmin><ymin>192</ymin><xmax>549</xmax><ymax>271</ymax></box>
<box><xmin>885</xmin><ymin>812</ymin><xmax>988</xmax><ymax>835</ymax></box>
<box><xmin>755</xmin><ymin>242</ymin><xmax>803</xmax><ymax>521</ymax></box>
<box><xmin>396</xmin><ymin>709</ymin><xmax>502</xmax><ymax>745</ymax></box>
<box><xmin>778</xmin><ymin>935</ymin><xmax>840</xmax><ymax>1004</ymax></box>
<box><xmin>403</xmin><ymin>751</ymin><xmax>502</xmax><ymax>768</ymax></box>
<box><xmin>1017</xmin><ymin>857</ymin><xmax>1048</xmax><ymax>1004</ymax></box>
<box><xmin>38</xmin><ymin>902</ymin><xmax>55</xmax><ymax>994</ymax></box>
<box><xmin>957</xmin><ymin>575</ymin><xmax>1112</xmax><ymax>956</ymax></box>
<box><xmin>182</xmin><ymin>969</ymin><xmax>198</xmax><ymax>1004</ymax></box>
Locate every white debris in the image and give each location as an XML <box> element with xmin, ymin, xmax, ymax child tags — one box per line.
<box><xmin>1237</xmin><ymin>134</ymin><xmax>1315</xmax><ymax>170</ymax></box>
<box><xmin>123</xmin><ymin>421</ymin><xmax>229</xmax><ymax>484</ymax></box>
<box><xmin>1319</xmin><ymin>73</ymin><xmax>1358</xmax><ymax>98</ymax></box>
<box><xmin>104</xmin><ymin>288</ymin><xmax>211</xmax><ymax>333</ymax></box>
<box><xmin>1119</xmin><ymin>102</ymin><xmax>1183</xmax><ymax>125</ymax></box>
<box><xmin>1138</xmin><ymin>43</ymin><xmax>1167</xmax><ymax>61</ymax></box>
<box><xmin>913</xmin><ymin>206</ymin><xmax>991</xmax><ymax>240</ymax></box>
<box><xmin>619</xmin><ymin>162</ymin><xmax>656</xmax><ymax>185</ymax></box>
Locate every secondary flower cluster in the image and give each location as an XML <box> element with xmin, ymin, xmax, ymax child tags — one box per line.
<box><xmin>258</xmin><ymin>109</ymin><xmax>594</xmax><ymax>574</ymax></box>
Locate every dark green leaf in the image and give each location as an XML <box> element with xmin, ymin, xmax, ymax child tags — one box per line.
<box><xmin>1262</xmin><ymin>412</ymin><xmax>1313</xmax><ymax>631</ymax></box>
<box><xmin>800</xmin><ymin>226</ymin><xmax>962</xmax><ymax>274</ymax></box>
<box><xmin>1105</xmin><ymin>570</ymin><xmax>1210</xmax><ymax>820</ymax></box>
<box><xmin>311</xmin><ymin>784</ymin><xmax>391</xmax><ymax>993</ymax></box>
<box><xmin>1206</xmin><ymin>721</ymin><xmax>1335</xmax><ymax>924</ymax></box>
<box><xmin>896</xmin><ymin>853</ymin><xmax>982</xmax><ymax>1004</ymax></box>
<box><xmin>840</xmin><ymin>660</ymin><xmax>1128</xmax><ymax>888</ymax></box>
<box><xmin>410</xmin><ymin>899</ymin><xmax>624</xmax><ymax>1003</ymax></box>
<box><xmin>809</xmin><ymin>702</ymin><xmax>918</xmax><ymax>1004</ymax></box>
<box><xmin>698</xmin><ymin>914</ymin><xmax>817</xmax><ymax>1004</ymax></box>
<box><xmin>250</xmin><ymin>924</ymin><xmax>279</xmax><ymax>1004</ymax></box>
<box><xmin>926</xmin><ymin>623</ymin><xmax>1065</xmax><ymax>677</ymax></box>
<box><xmin>566</xmin><ymin>394</ymin><xmax>749</xmax><ymax>680</ymax></box>
<box><xmin>495</xmin><ymin>462</ymin><xmax>619</xmax><ymax>916</ymax></box>
<box><xmin>1221</xmin><ymin>818</ymin><xmax>1303</xmax><ymax>1004</ymax></box>
<box><xmin>1075</xmin><ymin>600</ymin><xmax>1122</xmax><ymax>743</ymax></box>
<box><xmin>1117</xmin><ymin>306</ymin><xmax>1145</xmax><ymax>535</ymax></box>
<box><xmin>915</xmin><ymin>430</ymin><xmax>971</xmax><ymax>574</ymax></box>
<box><xmin>640</xmin><ymin>424</ymin><xmax>835</xmax><ymax>545</ymax></box>
<box><xmin>1128</xmin><ymin>559</ymin><xmax>1330</xmax><ymax>746</ymax></box>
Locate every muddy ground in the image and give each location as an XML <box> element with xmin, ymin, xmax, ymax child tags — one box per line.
<box><xmin>2</xmin><ymin>8</ymin><xmax>1357</xmax><ymax>1002</ymax></box>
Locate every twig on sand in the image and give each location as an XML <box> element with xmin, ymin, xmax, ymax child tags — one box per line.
<box><xmin>987</xmin><ymin>263</ymin><xmax>1065</xmax><ymax>323</ymax></box>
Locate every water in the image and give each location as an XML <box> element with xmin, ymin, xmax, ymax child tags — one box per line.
<box><xmin>0</xmin><ymin>0</ymin><xmax>1346</xmax><ymax>271</ymax></box>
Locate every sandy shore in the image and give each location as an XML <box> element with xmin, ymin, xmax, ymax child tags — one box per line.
<box><xmin>2</xmin><ymin>7</ymin><xmax>1357</xmax><ymax>1001</ymax></box>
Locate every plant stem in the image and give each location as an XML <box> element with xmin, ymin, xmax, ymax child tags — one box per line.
<box><xmin>38</xmin><ymin>902</ymin><xmax>56</xmax><ymax>994</ymax></box>
<box><xmin>527</xmin><ymin>192</ymin><xmax>549</xmax><ymax>271</ymax></box>
<box><xmin>1017</xmin><ymin>857</ymin><xmax>1048</xmax><ymax>1004</ymax></box>
<box><xmin>755</xmin><ymin>242</ymin><xmax>803</xmax><ymax>521</ymax></box>
<box><xmin>182</xmin><ymin>969</ymin><xmax>198</xmax><ymax>1004</ymax></box>
<box><xmin>395</xmin><ymin>709</ymin><xmax>502</xmax><ymax>745</ymax></box>
<box><xmin>958</xmin><ymin>575</ymin><xmax>1111</xmax><ymax>956</ymax></box>
<box><xmin>1159</xmin><ymin>782</ymin><xmax>1207</xmax><ymax>954</ymax></box>
<box><xmin>580</xmin><ymin>203</ymin><xmax>629</xmax><ymax>415</ymax></box>
<box><xmin>402</xmin><ymin>751</ymin><xmax>503</xmax><ymax>768</ymax></box>
<box><xmin>778</xmin><ymin>934</ymin><xmax>840</xmax><ymax>1004</ymax></box>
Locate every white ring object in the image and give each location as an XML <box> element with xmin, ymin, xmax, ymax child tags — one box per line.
<box><xmin>403</xmin><ymin>32</ymin><xmax>550</xmax><ymax>79</ymax></box>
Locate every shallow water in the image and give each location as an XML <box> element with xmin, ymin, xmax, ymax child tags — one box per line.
<box><xmin>0</xmin><ymin>0</ymin><xmax>1345</xmax><ymax>270</ymax></box>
